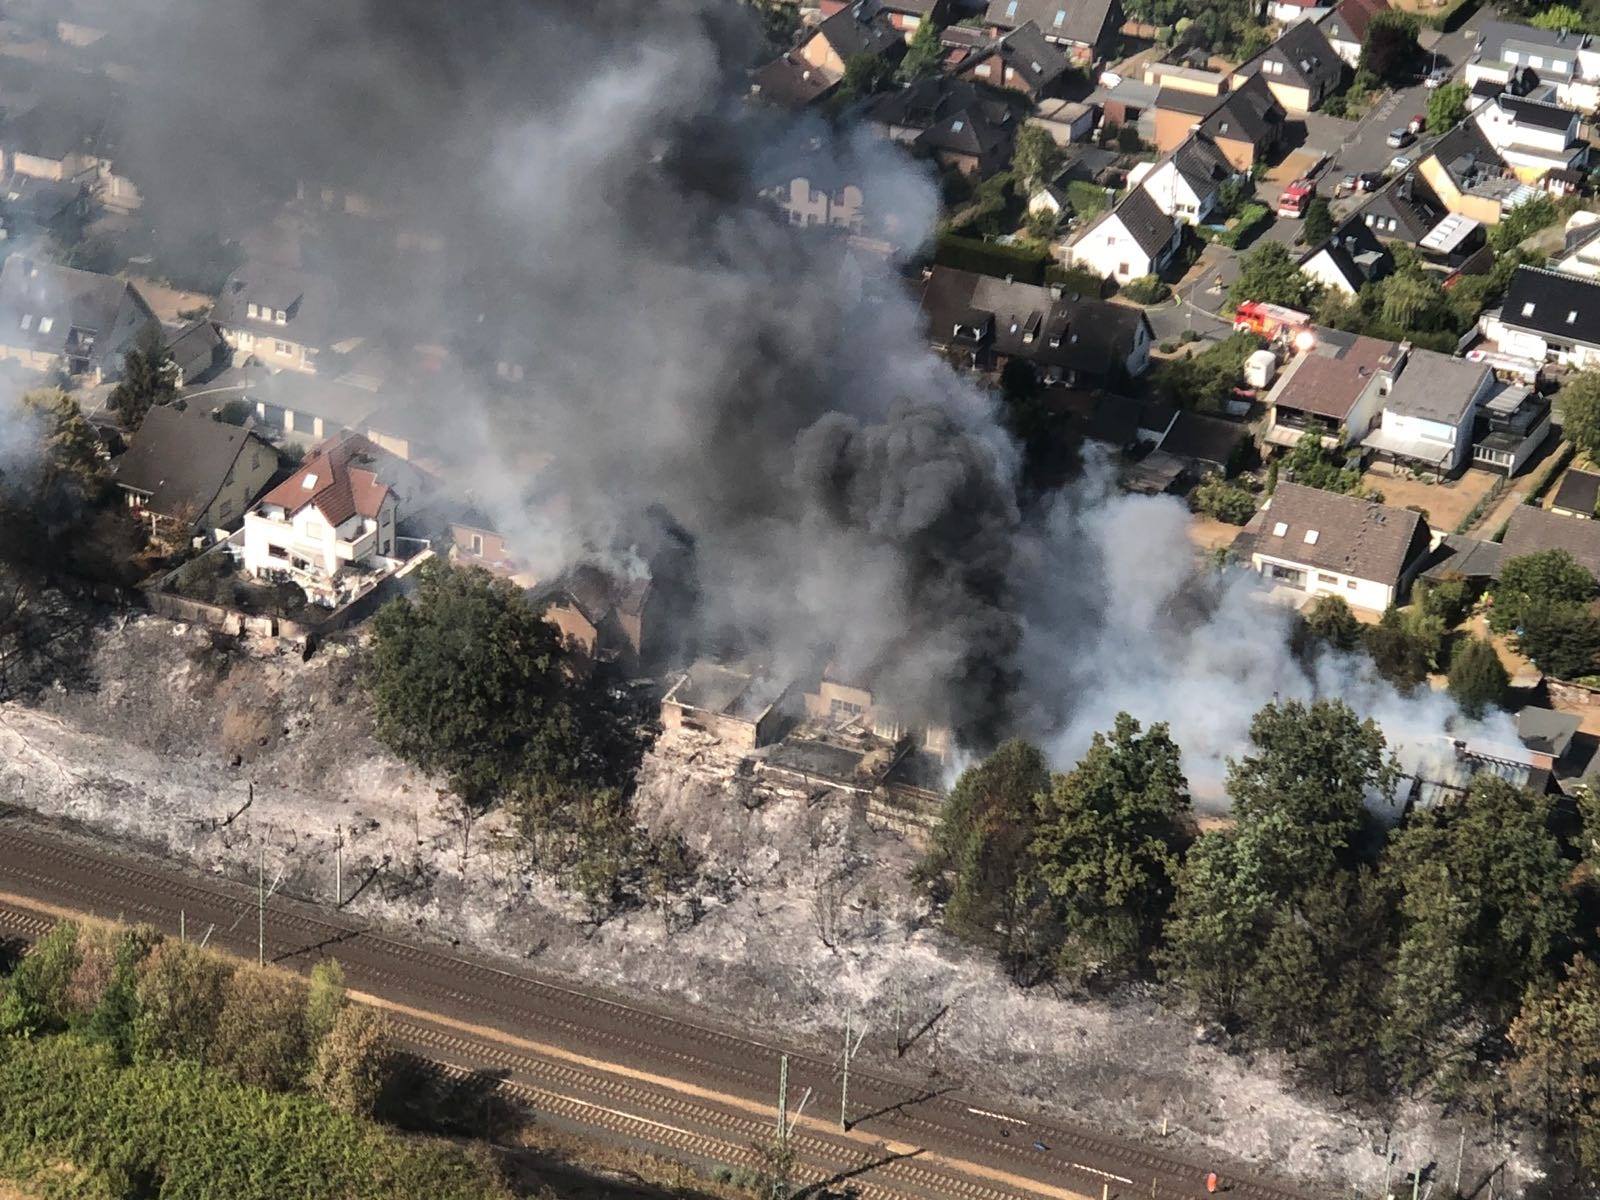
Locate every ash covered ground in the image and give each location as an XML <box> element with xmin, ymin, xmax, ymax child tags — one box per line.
<box><xmin>0</xmin><ymin>613</ymin><xmax>1537</xmax><ymax>1195</ymax></box>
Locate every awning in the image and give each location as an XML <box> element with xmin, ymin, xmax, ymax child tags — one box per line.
<box><xmin>1360</xmin><ymin>425</ymin><xmax>1455</xmax><ymax>466</ymax></box>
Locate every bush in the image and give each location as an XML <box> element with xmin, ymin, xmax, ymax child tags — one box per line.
<box><xmin>1151</xmin><ymin>331</ymin><xmax>1266</xmax><ymax>412</ymax></box>
<box><xmin>1219</xmin><ymin>202</ymin><xmax>1270</xmax><ymax>249</ymax></box>
<box><xmin>1067</xmin><ymin>180</ymin><xmax>1115</xmax><ymax>221</ymax></box>
<box><xmin>1122</xmin><ymin>274</ymin><xmax>1171</xmax><ymax>304</ymax></box>
<box><xmin>1449</xmin><ymin>636</ymin><xmax>1509</xmax><ymax>718</ymax></box>
<box><xmin>1043</xmin><ymin>263</ymin><xmax>1106</xmax><ymax>296</ymax></box>
<box><xmin>1305</xmin><ymin>594</ymin><xmax>1363</xmax><ymax>653</ymax></box>
<box><xmin>1515</xmin><ymin>600</ymin><xmax>1600</xmax><ymax>679</ymax></box>
<box><xmin>1490</xmin><ymin>194</ymin><xmax>1558</xmax><ymax>253</ymax></box>
<box><xmin>1421</xmin><ymin>575</ymin><xmax>1475</xmax><ymax>628</ymax></box>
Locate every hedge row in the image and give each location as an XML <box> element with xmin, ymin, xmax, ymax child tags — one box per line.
<box><xmin>1218</xmin><ymin>203</ymin><xmax>1270</xmax><ymax>249</ymax></box>
<box><xmin>933</xmin><ymin>233</ymin><xmax>1050</xmax><ymax>283</ymax></box>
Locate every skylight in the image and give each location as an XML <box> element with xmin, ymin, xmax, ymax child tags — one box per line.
<box><xmin>38</xmin><ymin>317</ymin><xmax>52</xmax><ymax>334</ymax></box>
<box><xmin>1569</xmin><ymin>311</ymin><xmax>1579</xmax><ymax>324</ymax></box>
<box><xmin>1523</xmin><ymin>302</ymin><xmax>1537</xmax><ymax>316</ymax></box>
<box><xmin>18</xmin><ymin>314</ymin><xmax>31</xmax><ymax>330</ymax></box>
<box><xmin>302</xmin><ymin>473</ymin><xmax>319</xmax><ymax>489</ymax></box>
<box><xmin>1006</xmin><ymin>0</ymin><xmax>1018</xmax><ymax>15</ymax></box>
<box><xmin>1054</xmin><ymin>9</ymin><xmax>1066</xmax><ymax>24</ymax></box>
<box><xmin>1272</xmin><ymin>522</ymin><xmax>1288</xmax><ymax>537</ymax></box>
<box><xmin>951</xmin><ymin>119</ymin><xmax>965</xmax><ymax>131</ymax></box>
<box><xmin>1303</xmin><ymin>530</ymin><xmax>1320</xmax><ymax>545</ymax></box>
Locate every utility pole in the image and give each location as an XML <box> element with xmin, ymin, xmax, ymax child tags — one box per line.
<box><xmin>179</xmin><ymin>910</ymin><xmax>185</xmax><ymax>942</ymax></box>
<box><xmin>1454</xmin><ymin>1127</ymin><xmax>1465</xmax><ymax>1197</ymax></box>
<box><xmin>840</xmin><ymin>1010</ymin><xmax>867</xmax><ymax>1131</ymax></box>
<box><xmin>334</xmin><ymin>822</ymin><xmax>343</xmax><ymax>908</ymax></box>
<box><xmin>257</xmin><ymin>843</ymin><xmax>265</xmax><ymax>966</ymax></box>
<box><xmin>777</xmin><ymin>1054</ymin><xmax>788</xmax><ymax>1144</ymax></box>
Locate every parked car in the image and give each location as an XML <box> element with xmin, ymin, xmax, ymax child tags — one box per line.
<box><xmin>1425</xmin><ymin>66</ymin><xmax>1449</xmax><ymax>89</ymax></box>
<box><xmin>1357</xmin><ymin>171</ymin><xmax>1383</xmax><ymax>192</ymax></box>
<box><xmin>1336</xmin><ymin>172</ymin><xmax>1359</xmax><ymax>197</ymax></box>
<box><xmin>1408</xmin><ymin>114</ymin><xmax>1425</xmax><ymax>135</ymax></box>
<box><xmin>1387</xmin><ymin>153</ymin><xmax>1414</xmax><ymax>175</ymax></box>
<box><xmin>1386</xmin><ymin>127</ymin><xmax>1415</xmax><ymax>149</ymax></box>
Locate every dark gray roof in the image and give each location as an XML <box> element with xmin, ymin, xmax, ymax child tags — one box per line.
<box><xmin>1159</xmin><ymin>411</ymin><xmax>1247</xmax><ymax>469</ymax></box>
<box><xmin>1495</xmin><ymin>93</ymin><xmax>1581</xmax><ymax>133</ymax></box>
<box><xmin>1502</xmin><ymin>504</ymin><xmax>1600</xmax><ymax>579</ymax></box>
<box><xmin>1552</xmin><ymin>469</ymin><xmax>1600</xmax><ymax>516</ymax></box>
<box><xmin>164</xmin><ymin>318</ymin><xmax>225</xmax><ymax>383</ymax></box>
<box><xmin>113</xmin><ymin>404</ymin><xmax>272</xmax><ymax>523</ymax></box>
<box><xmin>1249</xmin><ymin>20</ymin><xmax>1342</xmax><ymax>92</ymax></box>
<box><xmin>984</xmin><ymin>0</ymin><xmax>1125</xmax><ymax>49</ymax></box>
<box><xmin>1301</xmin><ymin>216</ymin><xmax>1393</xmax><ymax>288</ymax></box>
<box><xmin>1091</xmin><ymin>184</ymin><xmax>1175</xmax><ymax>260</ymax></box>
<box><xmin>1419</xmin><ymin>533</ymin><xmax>1506</xmax><ymax>583</ymax></box>
<box><xmin>1246</xmin><ymin>481</ymin><xmax>1428</xmax><ymax>586</ymax></box>
<box><xmin>1427</xmin><ymin>120</ymin><xmax>1506</xmax><ymax>188</ymax></box>
<box><xmin>1473</xmin><ymin>19</ymin><xmax>1585</xmax><ymax>67</ymax></box>
<box><xmin>0</xmin><ymin>254</ymin><xmax>155</xmax><ymax>365</ymax></box>
<box><xmin>816</xmin><ymin>6</ymin><xmax>902</xmax><ymax>61</ymax></box>
<box><xmin>1155</xmin><ymin>86</ymin><xmax>1217</xmax><ymax>116</ymax></box>
<box><xmin>212</xmin><ymin>265</ymin><xmax>339</xmax><ymax>352</ymax></box>
<box><xmin>982</xmin><ymin>22</ymin><xmax>1071</xmax><ymax>93</ymax></box>
<box><xmin>1359</xmin><ymin>174</ymin><xmax>1443</xmax><ymax>244</ymax></box>
<box><xmin>1517</xmin><ymin>706</ymin><xmax>1581</xmax><ymax>759</ymax></box>
<box><xmin>1498</xmin><ymin>266</ymin><xmax>1600</xmax><ymax>349</ymax></box>
<box><xmin>1199</xmin><ymin>76</ymin><xmax>1283</xmax><ymax>145</ymax></box>
<box><xmin>751</xmin><ymin>54</ymin><xmax>837</xmax><ymax>108</ymax></box>
<box><xmin>918</xmin><ymin>266</ymin><xmax>1151</xmax><ymax>377</ymax></box>
<box><xmin>1384</xmin><ymin>349</ymin><xmax>1490</xmax><ymax>425</ymax></box>
<box><xmin>1170</xmin><ymin>133</ymin><xmax>1234</xmax><ymax>195</ymax></box>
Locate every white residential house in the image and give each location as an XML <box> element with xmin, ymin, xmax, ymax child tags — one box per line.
<box><xmin>1482</xmin><ymin>265</ymin><xmax>1600</xmax><ymax>369</ymax></box>
<box><xmin>1359</xmin><ymin>349</ymin><xmax>1495</xmax><ymax>476</ymax></box>
<box><xmin>1127</xmin><ymin>133</ymin><xmax>1237</xmax><ymax>225</ymax></box>
<box><xmin>1068</xmin><ymin>186</ymin><xmax>1182</xmax><ymax>283</ymax></box>
<box><xmin>1466</xmin><ymin>21</ymin><xmax>1600</xmax><ymax>114</ymax></box>
<box><xmin>1260</xmin><ymin>333</ymin><xmax>1406</xmax><ymax>450</ymax></box>
<box><xmin>1240</xmin><ymin>481</ymin><xmax>1432</xmax><ymax>613</ymax></box>
<box><xmin>242</xmin><ymin>433</ymin><xmax>400</xmax><ymax>607</ymax></box>
<box><xmin>1552</xmin><ymin>213</ymin><xmax>1600</xmax><ymax>278</ymax></box>
<box><xmin>1472</xmin><ymin>92</ymin><xmax>1588</xmax><ymax>182</ymax></box>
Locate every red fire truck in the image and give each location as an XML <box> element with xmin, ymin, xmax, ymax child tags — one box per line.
<box><xmin>1276</xmin><ymin>178</ymin><xmax>1314</xmax><ymax>218</ymax></box>
<box><xmin>1233</xmin><ymin>301</ymin><xmax>1314</xmax><ymax>345</ymax></box>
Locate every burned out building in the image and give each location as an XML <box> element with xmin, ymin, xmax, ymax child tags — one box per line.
<box><xmin>659</xmin><ymin>661</ymin><xmax>796</xmax><ymax>751</ymax></box>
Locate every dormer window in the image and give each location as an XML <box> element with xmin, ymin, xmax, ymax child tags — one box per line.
<box><xmin>247</xmin><ymin>303</ymin><xmax>258</xmax><ymax>319</ymax></box>
<box><xmin>275</xmin><ymin>309</ymin><xmax>287</xmax><ymax>324</ymax></box>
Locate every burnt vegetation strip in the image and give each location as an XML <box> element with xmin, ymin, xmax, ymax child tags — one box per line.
<box><xmin>0</xmin><ymin>824</ymin><xmax>1322</xmax><ymax>1200</ymax></box>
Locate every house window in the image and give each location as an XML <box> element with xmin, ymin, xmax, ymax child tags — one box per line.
<box><xmin>18</xmin><ymin>314</ymin><xmax>30</xmax><ymax>330</ymax></box>
<box><xmin>247</xmin><ymin>303</ymin><xmax>258</xmax><ymax>319</ymax></box>
<box><xmin>1530</xmin><ymin>55</ymin><xmax>1543</xmax><ymax>68</ymax></box>
<box><xmin>1271</xmin><ymin>522</ymin><xmax>1289</xmax><ymax>537</ymax></box>
<box><xmin>275</xmin><ymin>310</ymin><xmax>287</xmax><ymax>324</ymax></box>
<box><xmin>1569</xmin><ymin>312</ymin><xmax>1579</xmax><ymax>324</ymax></box>
<box><xmin>1118</xmin><ymin>262</ymin><xmax>1130</xmax><ymax>276</ymax></box>
<box><xmin>1523</xmin><ymin>302</ymin><xmax>1537</xmax><ymax>317</ymax></box>
<box><xmin>1005</xmin><ymin>0</ymin><xmax>1018</xmax><ymax>15</ymax></box>
<box><xmin>1345</xmin><ymin>579</ymin><xmax>1357</xmax><ymax>589</ymax></box>
<box><xmin>1317</xmin><ymin>573</ymin><xmax>1338</xmax><ymax>584</ymax></box>
<box><xmin>1054</xmin><ymin>9</ymin><xmax>1066</xmax><ymax>24</ymax></box>
<box><xmin>976</xmin><ymin>63</ymin><xmax>991</xmax><ymax>76</ymax></box>
<box><xmin>470</xmin><ymin>533</ymin><xmax>484</xmax><ymax>554</ymax></box>
<box><xmin>1303</xmin><ymin>529</ymin><xmax>1320</xmax><ymax>544</ymax></box>
<box><xmin>38</xmin><ymin>317</ymin><xmax>52</xmax><ymax>334</ymax></box>
<box><xmin>275</xmin><ymin>340</ymin><xmax>291</xmax><ymax>354</ymax></box>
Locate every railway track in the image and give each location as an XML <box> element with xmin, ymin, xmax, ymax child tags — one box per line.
<box><xmin>0</xmin><ymin>823</ymin><xmax>1331</xmax><ymax>1200</ymax></box>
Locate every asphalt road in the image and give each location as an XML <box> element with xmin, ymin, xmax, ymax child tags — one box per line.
<box><xmin>0</xmin><ymin>816</ymin><xmax>1336</xmax><ymax>1200</ymax></box>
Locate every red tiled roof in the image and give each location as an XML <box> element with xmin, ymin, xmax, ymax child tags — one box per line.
<box><xmin>1332</xmin><ymin>0</ymin><xmax>1388</xmax><ymax>43</ymax></box>
<box><xmin>260</xmin><ymin>432</ymin><xmax>393</xmax><ymax>526</ymax></box>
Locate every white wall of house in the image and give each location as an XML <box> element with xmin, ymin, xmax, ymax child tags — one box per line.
<box><xmin>1476</xmin><ymin>103</ymin><xmax>1580</xmax><ymax>159</ymax></box>
<box><xmin>774</xmin><ymin>178</ymin><xmax>865</xmax><ymax>231</ymax></box>
<box><xmin>1071</xmin><ymin>216</ymin><xmax>1155</xmax><ymax>281</ymax></box>
<box><xmin>1135</xmin><ymin>160</ymin><xmax>1217</xmax><ymax>225</ymax></box>
<box><xmin>1554</xmin><ymin>241</ymin><xmax>1600</xmax><ymax>279</ymax></box>
<box><xmin>243</xmin><ymin>494</ymin><xmax>397</xmax><ymax>594</ymax></box>
<box><xmin>1483</xmin><ymin>314</ymin><xmax>1600</xmax><ymax>368</ymax></box>
<box><xmin>1300</xmin><ymin>246</ymin><xmax>1358</xmax><ymax>294</ymax></box>
<box><xmin>1252</xmin><ymin>549</ymin><xmax>1396</xmax><ymax>611</ymax></box>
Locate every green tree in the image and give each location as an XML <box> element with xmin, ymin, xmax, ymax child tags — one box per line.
<box><xmin>1359</xmin><ymin>9</ymin><xmax>1420</xmax><ymax>82</ymax></box>
<box><xmin>1283</xmin><ymin>430</ymin><xmax>1366</xmax><ymax>495</ymax></box>
<box><xmin>1193</xmin><ymin>475</ymin><xmax>1256</xmax><ymax>524</ymax></box>
<box><xmin>7</xmin><ymin>388</ymin><xmax>105</xmax><ymax>518</ymax></box>
<box><xmin>1302</xmin><ymin>196</ymin><xmax>1333</xmax><ymax>247</ymax></box>
<box><xmin>896</xmin><ymin>16</ymin><xmax>944</xmax><ymax>82</ymax></box>
<box><xmin>84</xmin><ymin>926</ymin><xmax>159</xmax><ymax>1063</ymax></box>
<box><xmin>837</xmin><ymin>52</ymin><xmax>894</xmax><ymax>101</ymax></box>
<box><xmin>1490</xmin><ymin>549</ymin><xmax>1596</xmax><ymax>634</ymax></box>
<box><xmin>1364</xmin><ymin>605</ymin><xmax>1434</xmax><ymax>691</ymax></box>
<box><xmin>1448</xmin><ymin>636</ymin><xmax>1509</xmax><ymax>718</ymax></box>
<box><xmin>1031</xmin><ymin>715</ymin><xmax>1191</xmax><ymax>984</ymax></box>
<box><xmin>1516</xmin><ymin>598</ymin><xmax>1600</xmax><ymax>679</ymax></box>
<box><xmin>1386</xmin><ymin>777</ymin><xmax>1575</xmax><ymax>1074</ymax></box>
<box><xmin>1490</xmin><ymin>193</ymin><xmax>1558</xmax><ymax>252</ymax></box>
<box><xmin>1151</xmin><ymin>331</ymin><xmax>1265</xmax><ymax>411</ymax></box>
<box><xmin>1228</xmin><ymin>242</ymin><xmax>1320</xmax><ymax>310</ymax></box>
<box><xmin>1304</xmin><ymin>593</ymin><xmax>1362</xmax><ymax>653</ymax></box>
<box><xmin>131</xmin><ymin>939</ymin><xmax>234</xmax><ymax>1066</ymax></box>
<box><xmin>368</xmin><ymin>561</ymin><xmax>596</xmax><ymax>809</ymax></box>
<box><xmin>305</xmin><ymin>959</ymin><xmax>347</xmax><ymax>1048</ymax></box>
<box><xmin>1229</xmin><ymin>698</ymin><xmax>1395</xmax><ymax>888</ymax></box>
<box><xmin>1012</xmin><ymin>124</ymin><xmax>1064</xmax><ymax>192</ymax></box>
<box><xmin>1532</xmin><ymin>4</ymin><xmax>1590</xmax><ymax>30</ymax></box>
<box><xmin>1378</xmin><ymin>269</ymin><xmax>1448</xmax><ymax>332</ymax></box>
<box><xmin>108</xmin><ymin>328</ymin><xmax>178</xmax><ymax>431</ymax></box>
<box><xmin>307</xmin><ymin>1004</ymin><xmax>391</xmax><ymax>1118</ymax></box>
<box><xmin>0</xmin><ymin>920</ymin><xmax>79</xmax><ymax>1035</ymax></box>
<box><xmin>920</xmin><ymin>739</ymin><xmax>1052</xmax><ymax>979</ymax></box>
<box><xmin>1421</xmin><ymin>575</ymin><xmax>1474</xmax><ymax>628</ymax></box>
<box><xmin>1160</xmin><ymin>831</ymin><xmax>1268</xmax><ymax>1020</ymax></box>
<box><xmin>1560</xmin><ymin>371</ymin><xmax>1600</xmax><ymax>463</ymax></box>
<box><xmin>211</xmin><ymin>970</ymin><xmax>311</xmax><ymax>1092</ymax></box>
<box><xmin>1509</xmin><ymin>956</ymin><xmax>1600</xmax><ymax>1172</ymax></box>
<box><xmin>1427</xmin><ymin>81</ymin><xmax>1468</xmax><ymax>133</ymax></box>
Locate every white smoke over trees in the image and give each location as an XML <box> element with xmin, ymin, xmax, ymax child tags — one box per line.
<box><xmin>69</xmin><ymin>0</ymin><xmax>1509</xmax><ymax>776</ymax></box>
